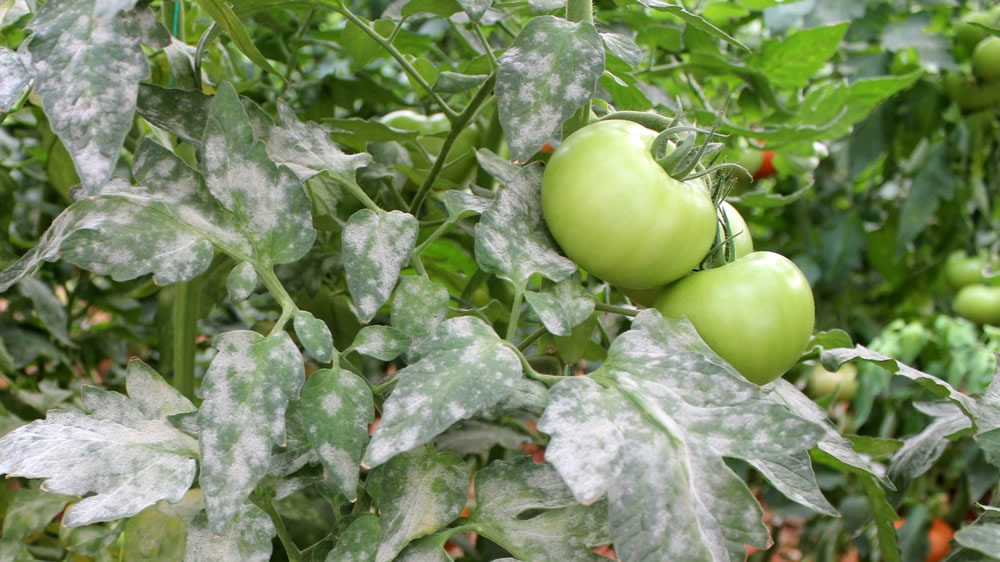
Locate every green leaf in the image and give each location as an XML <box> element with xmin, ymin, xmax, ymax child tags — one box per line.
<box><xmin>391</xmin><ymin>276</ymin><xmax>450</xmax><ymax>342</ymax></box>
<box><xmin>122</xmin><ymin>505</ymin><xmax>188</xmax><ymax>562</ymax></box>
<box><xmin>185</xmin><ymin>503</ymin><xmax>274</xmax><ymax>562</ymax></box>
<box><xmin>638</xmin><ymin>0</ymin><xmax>748</xmax><ymax>51</ymax></box>
<box><xmin>363</xmin><ymin>316</ymin><xmax>522</xmax><ymax>468</ymax></box>
<box><xmin>897</xmin><ymin>143</ymin><xmax>954</xmax><ymax>254</ymax></box>
<box><xmin>196</xmin><ymin>331</ymin><xmax>304</xmax><ymax>533</ymax></box>
<box><xmin>351</xmin><ymin>325</ymin><xmax>411</xmax><ymax>361</ymax></box>
<box><xmin>374</xmin><ymin>447</ymin><xmax>468</xmax><ymax>562</ymax></box>
<box><xmin>538</xmin><ymin>310</ymin><xmax>827</xmax><ymax>562</ymax></box>
<box><xmin>343</xmin><ymin>209</ymin><xmax>420</xmax><ymax>323</ymax></box>
<box><xmin>226</xmin><ymin>261</ymin><xmax>258</xmax><ymax>303</ymax></box>
<box><xmin>190</xmin><ymin>0</ymin><xmax>283</xmax><ymax>79</ymax></box>
<box><xmin>977</xmin><ymin>373</ymin><xmax>1000</xmax><ymax>466</ymax></box>
<box><xmin>436</xmin><ymin>420</ymin><xmax>534</xmax><ymax>455</ymax></box>
<box><xmin>432</xmin><ymin>71</ymin><xmax>489</xmax><ymax>94</ymax></box>
<box><xmin>2</xmin><ymin>487</ymin><xmax>73</xmax><ymax>540</ymax></box>
<box><xmin>0</xmin><ymin>363</ymin><xmax>198</xmax><ymax>526</ymax></box>
<box><xmin>469</xmin><ymin>458</ymin><xmax>609</xmax><ymax>561</ymax></box>
<box><xmin>298</xmin><ymin>367</ymin><xmax>373</xmax><ymax>499</ymax></box>
<box><xmin>954</xmin><ymin>523</ymin><xmax>1000</xmax><ymax>557</ymax></box>
<box><xmin>203</xmin><ymin>82</ymin><xmax>317</xmax><ymax>265</ymax></box>
<box><xmin>443</xmin><ymin>189</ymin><xmax>491</xmax><ymax>219</ymax></box>
<box><xmin>325</xmin><ymin>515</ymin><xmax>379</xmax><ymax>562</ymax></box>
<box><xmin>395</xmin><ymin>537</ymin><xmax>452</xmax><ymax>562</ymax></box>
<box><xmin>601</xmin><ymin>32</ymin><xmax>642</xmax><ymax>66</ymax></box>
<box><xmin>28</xmin><ymin>0</ymin><xmax>158</xmax><ymax>194</ymax></box>
<box><xmin>497</xmin><ymin>16</ymin><xmax>605</xmax><ymax>161</ymax></box>
<box><xmin>294</xmin><ymin>310</ymin><xmax>335</xmax><ymax>362</ymax></box>
<box><xmin>401</xmin><ymin>0</ymin><xmax>461</xmax><ymax>18</ymax></box>
<box><xmin>474</xmin><ymin>164</ymin><xmax>576</xmax><ymax>289</ymax></box>
<box><xmin>0</xmin><ymin>46</ymin><xmax>32</xmax><ymax>112</ymax></box>
<box><xmin>523</xmin><ymin>279</ymin><xmax>595</xmax><ymax>336</ymax></box>
<box><xmin>456</xmin><ymin>0</ymin><xmax>490</xmax><ymax>22</ymax></box>
<box><xmin>17</xmin><ymin>277</ymin><xmax>71</xmax><ymax>346</ymax></box>
<box><xmin>752</xmin><ymin>23</ymin><xmax>848</xmax><ymax>90</ymax></box>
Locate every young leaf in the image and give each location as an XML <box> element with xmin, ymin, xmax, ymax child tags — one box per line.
<box><xmin>227</xmin><ymin>262</ymin><xmax>258</xmax><ymax>303</ymax></box>
<box><xmin>343</xmin><ymin>209</ymin><xmax>419</xmax><ymax>323</ymax></box>
<box><xmin>28</xmin><ymin>0</ymin><xmax>163</xmax><ymax>194</ymax></box>
<box><xmin>469</xmin><ymin>458</ymin><xmax>609</xmax><ymax>561</ymax></box>
<box><xmin>474</xmin><ymin>164</ymin><xmax>576</xmax><ymax>289</ymax></box>
<box><xmin>202</xmin><ymin>82</ymin><xmax>317</xmax><ymax>265</ymax></box>
<box><xmin>496</xmin><ymin>16</ymin><xmax>604</xmax><ymax>161</ymax></box>
<box><xmin>298</xmin><ymin>367</ymin><xmax>374</xmax><ymax>499</ymax></box>
<box><xmin>363</xmin><ymin>316</ymin><xmax>522</xmax><ymax>468</ymax></box>
<box><xmin>374</xmin><ymin>447</ymin><xmax>468</xmax><ymax>562</ymax></box>
<box><xmin>185</xmin><ymin>503</ymin><xmax>274</xmax><ymax>562</ymax></box>
<box><xmin>538</xmin><ymin>310</ymin><xmax>828</xmax><ymax>562</ymax></box>
<box><xmin>637</xmin><ymin>0</ymin><xmax>747</xmax><ymax>51</ymax></box>
<box><xmin>0</xmin><ymin>371</ymin><xmax>198</xmax><ymax>527</ymax></box>
<box><xmin>196</xmin><ymin>330</ymin><xmax>304</xmax><ymax>534</ymax></box>
<box><xmin>390</xmin><ymin>276</ymin><xmax>450</xmax><ymax>342</ymax></box>
<box><xmin>752</xmin><ymin>23</ymin><xmax>849</xmax><ymax>90</ymax></box>
<box><xmin>523</xmin><ymin>279</ymin><xmax>595</xmax><ymax>336</ymax></box>
<box><xmin>294</xmin><ymin>310</ymin><xmax>335</xmax><ymax>363</ymax></box>
<box><xmin>190</xmin><ymin>0</ymin><xmax>283</xmax><ymax>79</ymax></box>
<box><xmin>325</xmin><ymin>514</ymin><xmax>379</xmax><ymax>562</ymax></box>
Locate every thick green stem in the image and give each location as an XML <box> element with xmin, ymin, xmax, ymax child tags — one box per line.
<box><xmin>594</xmin><ymin>302</ymin><xmax>640</xmax><ymax>317</ymax></box>
<box><xmin>505</xmin><ymin>287</ymin><xmax>525</xmax><ymax>343</ymax></box>
<box><xmin>256</xmin><ymin>494</ymin><xmax>302</xmax><ymax>562</ymax></box>
<box><xmin>256</xmin><ymin>266</ymin><xmax>298</xmax><ymax>334</ymax></box>
<box><xmin>172</xmin><ymin>278</ymin><xmax>200</xmax><ymax>400</ymax></box>
<box><xmin>410</xmin><ymin>73</ymin><xmax>497</xmax><ymax>215</ymax></box>
<box><xmin>507</xmin><ymin>343</ymin><xmax>565</xmax><ymax>385</ymax></box>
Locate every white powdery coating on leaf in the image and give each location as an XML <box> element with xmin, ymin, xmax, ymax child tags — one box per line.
<box><xmin>343</xmin><ymin>210</ymin><xmax>419</xmax><ymax>322</ymax></box>
<box><xmin>317</xmin><ymin>443</ymin><xmax>358</xmax><ymax>493</ymax></box>
<box><xmin>185</xmin><ymin>504</ymin><xmax>274</xmax><ymax>562</ymax></box>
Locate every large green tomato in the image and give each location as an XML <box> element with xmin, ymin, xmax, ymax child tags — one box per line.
<box><xmin>654</xmin><ymin>251</ymin><xmax>815</xmax><ymax>385</ymax></box>
<box><xmin>541</xmin><ymin>120</ymin><xmax>717</xmax><ymax>289</ymax></box>
<box><xmin>943</xmin><ymin>72</ymin><xmax>1000</xmax><ymax>111</ymax></box>
<box><xmin>944</xmin><ymin>250</ymin><xmax>987</xmax><ymax>289</ymax></box>
<box><xmin>973</xmin><ymin>36</ymin><xmax>1000</xmax><ymax>82</ymax></box>
<box><xmin>954</xmin><ymin>284</ymin><xmax>1000</xmax><ymax>325</ymax></box>
<box><xmin>380</xmin><ymin>110</ymin><xmax>479</xmax><ymax>185</ymax></box>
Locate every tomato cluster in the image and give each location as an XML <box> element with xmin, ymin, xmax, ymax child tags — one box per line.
<box><xmin>542</xmin><ymin>119</ymin><xmax>815</xmax><ymax>385</ymax></box>
<box><xmin>943</xmin><ymin>8</ymin><xmax>1000</xmax><ymax>112</ymax></box>
<box><xmin>945</xmin><ymin>250</ymin><xmax>1000</xmax><ymax>325</ymax></box>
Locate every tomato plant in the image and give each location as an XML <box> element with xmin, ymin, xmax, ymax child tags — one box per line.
<box><xmin>653</xmin><ymin>251</ymin><xmax>815</xmax><ymax>385</ymax></box>
<box><xmin>541</xmin><ymin>119</ymin><xmax>717</xmax><ymax>289</ymax></box>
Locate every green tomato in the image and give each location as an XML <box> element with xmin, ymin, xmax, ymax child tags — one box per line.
<box><xmin>380</xmin><ymin>110</ymin><xmax>479</xmax><ymax>185</ymax></box>
<box><xmin>944</xmin><ymin>250</ymin><xmax>987</xmax><ymax>289</ymax></box>
<box><xmin>720</xmin><ymin>201</ymin><xmax>753</xmax><ymax>258</ymax></box>
<box><xmin>954</xmin><ymin>284</ymin><xmax>1000</xmax><ymax>325</ymax></box>
<box><xmin>954</xmin><ymin>10</ymin><xmax>998</xmax><ymax>57</ymax></box>
<box><xmin>541</xmin><ymin>119</ymin><xmax>717</xmax><ymax>289</ymax></box>
<box><xmin>654</xmin><ymin>251</ymin><xmax>816</xmax><ymax>385</ymax></box>
<box><xmin>973</xmin><ymin>36</ymin><xmax>1000</xmax><ymax>82</ymax></box>
<box><xmin>808</xmin><ymin>363</ymin><xmax>858</xmax><ymax>401</ymax></box>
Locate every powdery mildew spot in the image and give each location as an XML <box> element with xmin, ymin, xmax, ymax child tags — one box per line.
<box><xmin>343</xmin><ymin>209</ymin><xmax>419</xmax><ymax>323</ymax></box>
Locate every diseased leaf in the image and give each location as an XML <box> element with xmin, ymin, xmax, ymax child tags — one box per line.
<box><xmin>523</xmin><ymin>279</ymin><xmax>594</xmax><ymax>336</ymax></box>
<box><xmin>122</xmin><ymin>505</ymin><xmax>188</xmax><ymax>562</ymax></box>
<box><xmin>185</xmin><ymin>503</ymin><xmax>274</xmax><ymax>562</ymax></box>
<box><xmin>456</xmin><ymin>0</ymin><xmax>490</xmax><ymax>22</ymax></box>
<box><xmin>954</xmin><ymin>523</ymin><xmax>1000</xmax><ymax>557</ymax></box>
<box><xmin>374</xmin><ymin>447</ymin><xmax>468</xmax><ymax>562</ymax></box>
<box><xmin>496</xmin><ymin>16</ymin><xmax>604</xmax><ymax>161</ymax></box>
<box><xmin>28</xmin><ymin>0</ymin><xmax>157</xmax><ymax>194</ymax></box>
<box><xmin>474</xmin><ymin>164</ymin><xmax>576</xmax><ymax>288</ymax></box>
<box><xmin>351</xmin><ymin>325</ymin><xmax>410</xmax><ymax>361</ymax></box>
<box><xmin>976</xmin><ymin>372</ymin><xmax>1000</xmax><ymax>466</ymax></box>
<box><xmin>125</xmin><ymin>360</ymin><xmax>197</xmax><ymax>419</ymax></box>
<box><xmin>0</xmin><ymin>46</ymin><xmax>32</xmax><ymax>112</ymax></box>
<box><xmin>469</xmin><ymin>458</ymin><xmax>609</xmax><ymax>561</ymax></box>
<box><xmin>299</xmin><ymin>367</ymin><xmax>373</xmax><ymax>499</ymax></box>
<box><xmin>294</xmin><ymin>310</ymin><xmax>335</xmax><ymax>363</ymax></box>
<box><xmin>325</xmin><ymin>515</ymin><xmax>379</xmax><ymax>562</ymax></box>
<box><xmin>0</xmin><ymin>364</ymin><xmax>199</xmax><ymax>527</ymax></box>
<box><xmin>601</xmin><ymin>32</ymin><xmax>642</xmax><ymax>66</ymax></box>
<box><xmin>227</xmin><ymin>262</ymin><xmax>258</xmax><ymax>303</ymax></box>
<box><xmin>343</xmin><ymin>209</ymin><xmax>419</xmax><ymax>323</ymax></box>
<box><xmin>202</xmin><ymin>82</ymin><xmax>316</xmax><ymax>265</ymax></box>
<box><xmin>391</xmin><ymin>276</ymin><xmax>450</xmax><ymax>342</ymax></box>
<box><xmin>888</xmin><ymin>401</ymin><xmax>973</xmax><ymax>481</ymax></box>
<box><xmin>443</xmin><ymin>190</ymin><xmax>491</xmax><ymax>219</ymax></box>
<box><xmin>264</xmin><ymin>99</ymin><xmax>372</xmax><ymax>184</ymax></box>
<box><xmin>196</xmin><ymin>331</ymin><xmax>304</xmax><ymax>533</ymax></box>
<box><xmin>538</xmin><ymin>310</ymin><xmax>828</xmax><ymax>562</ymax></box>
<box><xmin>364</xmin><ymin>316</ymin><xmax>522</xmax><ymax>468</ymax></box>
